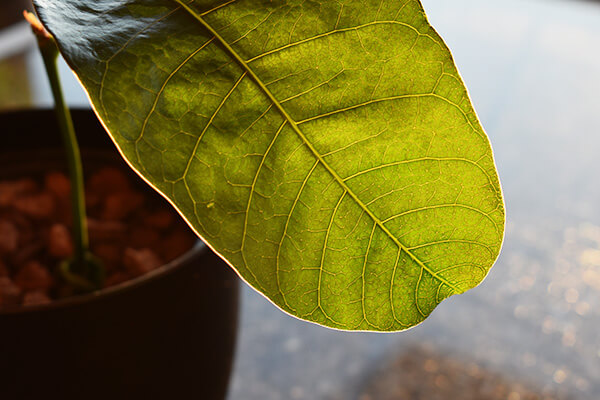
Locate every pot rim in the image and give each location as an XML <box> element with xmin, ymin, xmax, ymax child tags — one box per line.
<box><xmin>0</xmin><ymin>241</ymin><xmax>207</xmax><ymax>315</ymax></box>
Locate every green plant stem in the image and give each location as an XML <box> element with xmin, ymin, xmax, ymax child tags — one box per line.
<box><xmin>38</xmin><ymin>39</ymin><xmax>89</xmax><ymax>275</ymax></box>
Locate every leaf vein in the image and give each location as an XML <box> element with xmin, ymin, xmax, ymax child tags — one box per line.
<box><xmin>296</xmin><ymin>93</ymin><xmax>482</xmax><ymax>138</ymax></box>
<box><xmin>137</xmin><ymin>37</ymin><xmax>214</xmax><ymax>143</ymax></box>
<box><xmin>199</xmin><ymin>0</ymin><xmax>238</xmax><ymax>16</ymax></box>
<box><xmin>276</xmin><ymin>160</ymin><xmax>318</xmax><ymax>310</ymax></box>
<box><xmin>407</xmin><ymin>239</ymin><xmax>494</xmax><ymax>257</ymax></box>
<box><xmin>99</xmin><ymin>6</ymin><xmax>181</xmax><ymax>117</ymax></box>
<box><xmin>317</xmin><ymin>191</ymin><xmax>347</xmax><ymax>322</ymax></box>
<box><xmin>245</xmin><ymin>20</ymin><xmax>441</xmax><ymax>63</ymax></box>
<box><xmin>382</xmin><ymin>203</ymin><xmax>500</xmax><ymax>234</ymax></box>
<box><xmin>181</xmin><ymin>71</ymin><xmax>247</xmax><ymax>183</ymax></box>
<box><xmin>239</xmin><ymin>120</ymin><xmax>287</xmax><ymax>293</ymax></box>
<box><xmin>361</xmin><ymin>222</ymin><xmax>379</xmax><ymax>328</ymax></box>
<box><xmin>344</xmin><ymin>156</ymin><xmax>498</xmax><ymax>198</ymax></box>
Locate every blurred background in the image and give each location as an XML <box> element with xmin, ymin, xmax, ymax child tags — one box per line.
<box><xmin>1</xmin><ymin>0</ymin><xmax>599</xmax><ymax>398</ymax></box>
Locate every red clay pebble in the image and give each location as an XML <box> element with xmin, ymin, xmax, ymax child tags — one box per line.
<box><xmin>91</xmin><ymin>243</ymin><xmax>122</xmax><ymax>272</ymax></box>
<box><xmin>88</xmin><ymin>167</ymin><xmax>130</xmax><ymax>197</ymax></box>
<box><xmin>103</xmin><ymin>271</ymin><xmax>130</xmax><ymax>288</ymax></box>
<box><xmin>160</xmin><ymin>229</ymin><xmax>196</xmax><ymax>262</ymax></box>
<box><xmin>13</xmin><ymin>192</ymin><xmax>55</xmax><ymax>219</ymax></box>
<box><xmin>44</xmin><ymin>171</ymin><xmax>71</xmax><ymax>200</ymax></box>
<box><xmin>87</xmin><ymin>218</ymin><xmax>127</xmax><ymax>242</ymax></box>
<box><xmin>144</xmin><ymin>209</ymin><xmax>174</xmax><ymax>230</ymax></box>
<box><xmin>102</xmin><ymin>191</ymin><xmax>144</xmax><ymax>221</ymax></box>
<box><xmin>123</xmin><ymin>248</ymin><xmax>162</xmax><ymax>277</ymax></box>
<box><xmin>0</xmin><ymin>165</ymin><xmax>198</xmax><ymax>308</ymax></box>
<box><xmin>0</xmin><ymin>277</ymin><xmax>22</xmax><ymax>306</ymax></box>
<box><xmin>0</xmin><ymin>179</ymin><xmax>37</xmax><ymax>207</ymax></box>
<box><xmin>11</xmin><ymin>240</ymin><xmax>44</xmax><ymax>267</ymax></box>
<box><xmin>23</xmin><ymin>291</ymin><xmax>50</xmax><ymax>306</ymax></box>
<box><xmin>0</xmin><ymin>260</ymin><xmax>9</xmax><ymax>277</ymax></box>
<box><xmin>84</xmin><ymin>190</ymin><xmax>101</xmax><ymax>209</ymax></box>
<box><xmin>129</xmin><ymin>226</ymin><xmax>160</xmax><ymax>248</ymax></box>
<box><xmin>0</xmin><ymin>220</ymin><xmax>19</xmax><ymax>254</ymax></box>
<box><xmin>48</xmin><ymin>224</ymin><xmax>73</xmax><ymax>258</ymax></box>
<box><xmin>14</xmin><ymin>261</ymin><xmax>54</xmax><ymax>292</ymax></box>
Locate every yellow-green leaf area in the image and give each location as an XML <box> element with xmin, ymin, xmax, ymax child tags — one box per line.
<box><xmin>34</xmin><ymin>0</ymin><xmax>505</xmax><ymax>331</ymax></box>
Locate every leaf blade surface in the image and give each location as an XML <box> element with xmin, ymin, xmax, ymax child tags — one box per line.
<box><xmin>34</xmin><ymin>0</ymin><xmax>505</xmax><ymax>331</ymax></box>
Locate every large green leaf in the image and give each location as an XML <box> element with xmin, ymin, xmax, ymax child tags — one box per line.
<box><xmin>34</xmin><ymin>0</ymin><xmax>504</xmax><ymax>331</ymax></box>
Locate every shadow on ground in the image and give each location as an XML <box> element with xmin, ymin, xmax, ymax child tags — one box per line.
<box><xmin>355</xmin><ymin>344</ymin><xmax>569</xmax><ymax>400</ymax></box>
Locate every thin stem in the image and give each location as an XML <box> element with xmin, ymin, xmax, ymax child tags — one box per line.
<box><xmin>40</xmin><ymin>46</ymin><xmax>89</xmax><ymax>272</ymax></box>
<box><xmin>25</xmin><ymin>12</ymin><xmax>102</xmax><ymax>288</ymax></box>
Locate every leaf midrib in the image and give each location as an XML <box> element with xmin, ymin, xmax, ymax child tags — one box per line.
<box><xmin>174</xmin><ymin>0</ymin><xmax>460</xmax><ymax>294</ymax></box>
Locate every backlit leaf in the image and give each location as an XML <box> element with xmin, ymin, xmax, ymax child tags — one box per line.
<box><xmin>34</xmin><ymin>0</ymin><xmax>504</xmax><ymax>331</ymax></box>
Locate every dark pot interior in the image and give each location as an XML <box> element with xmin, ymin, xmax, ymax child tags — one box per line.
<box><xmin>0</xmin><ymin>109</ymin><xmax>239</xmax><ymax>400</ymax></box>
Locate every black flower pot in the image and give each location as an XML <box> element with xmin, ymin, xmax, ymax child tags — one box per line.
<box><xmin>0</xmin><ymin>109</ymin><xmax>239</xmax><ymax>400</ymax></box>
